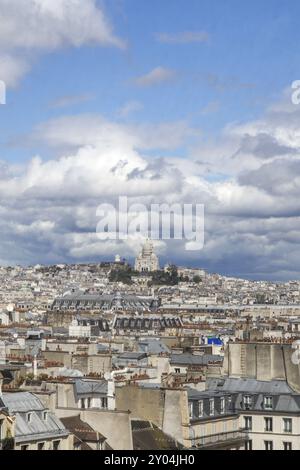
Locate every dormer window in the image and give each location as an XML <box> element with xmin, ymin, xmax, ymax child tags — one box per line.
<box><xmin>209</xmin><ymin>399</ymin><xmax>215</xmax><ymax>416</ymax></box>
<box><xmin>243</xmin><ymin>395</ymin><xmax>252</xmax><ymax>409</ymax></box>
<box><xmin>198</xmin><ymin>400</ymin><xmax>203</xmax><ymax>417</ymax></box>
<box><xmin>43</xmin><ymin>411</ymin><xmax>48</xmax><ymax>421</ymax></box>
<box><xmin>264</xmin><ymin>396</ymin><xmax>273</xmax><ymax>410</ymax></box>
<box><xmin>220</xmin><ymin>397</ymin><xmax>225</xmax><ymax>414</ymax></box>
<box><xmin>27</xmin><ymin>412</ymin><xmax>32</xmax><ymax>423</ymax></box>
<box><xmin>189</xmin><ymin>402</ymin><xmax>194</xmax><ymax>419</ymax></box>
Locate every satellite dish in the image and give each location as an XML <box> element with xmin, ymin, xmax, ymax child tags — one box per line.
<box><xmin>13</xmin><ymin>333</ymin><xmax>18</xmax><ymax>339</ymax></box>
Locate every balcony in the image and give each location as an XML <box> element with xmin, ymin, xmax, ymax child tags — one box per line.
<box><xmin>0</xmin><ymin>438</ymin><xmax>15</xmax><ymax>450</ymax></box>
<box><xmin>195</xmin><ymin>429</ymin><xmax>248</xmax><ymax>450</ymax></box>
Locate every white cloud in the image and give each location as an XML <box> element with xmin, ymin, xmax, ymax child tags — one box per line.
<box><xmin>27</xmin><ymin>113</ymin><xmax>198</xmax><ymax>152</ymax></box>
<box><xmin>134</xmin><ymin>67</ymin><xmax>176</xmax><ymax>87</ymax></box>
<box><xmin>117</xmin><ymin>100</ymin><xmax>143</xmax><ymax>118</ymax></box>
<box><xmin>0</xmin><ymin>54</ymin><xmax>30</xmax><ymax>88</ymax></box>
<box><xmin>50</xmin><ymin>93</ymin><xmax>94</xmax><ymax>109</ymax></box>
<box><xmin>2</xmin><ymin>88</ymin><xmax>300</xmax><ymax>278</ymax></box>
<box><xmin>0</xmin><ymin>0</ymin><xmax>124</xmax><ymax>87</ymax></box>
<box><xmin>155</xmin><ymin>31</ymin><xmax>210</xmax><ymax>44</ymax></box>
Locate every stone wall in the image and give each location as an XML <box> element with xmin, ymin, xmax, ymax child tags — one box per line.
<box><xmin>223</xmin><ymin>342</ymin><xmax>300</xmax><ymax>392</ymax></box>
<box><xmin>115</xmin><ymin>385</ymin><xmax>165</xmax><ymax>427</ymax></box>
<box><xmin>55</xmin><ymin>407</ymin><xmax>133</xmax><ymax>450</ymax></box>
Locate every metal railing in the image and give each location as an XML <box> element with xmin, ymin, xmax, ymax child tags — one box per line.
<box><xmin>196</xmin><ymin>429</ymin><xmax>248</xmax><ymax>449</ymax></box>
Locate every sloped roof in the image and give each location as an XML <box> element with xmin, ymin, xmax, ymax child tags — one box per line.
<box><xmin>206</xmin><ymin>377</ymin><xmax>293</xmax><ymax>394</ymax></box>
<box><xmin>2</xmin><ymin>392</ymin><xmax>69</xmax><ymax>443</ymax></box>
<box><xmin>131</xmin><ymin>420</ymin><xmax>184</xmax><ymax>450</ymax></box>
<box><xmin>2</xmin><ymin>392</ymin><xmax>45</xmax><ymax>412</ymax></box>
<box><xmin>74</xmin><ymin>379</ymin><xmax>108</xmax><ymax>395</ymax></box>
<box><xmin>138</xmin><ymin>339</ymin><xmax>170</xmax><ymax>355</ymax></box>
<box><xmin>170</xmin><ymin>353</ymin><xmax>223</xmax><ymax>366</ymax></box>
<box><xmin>61</xmin><ymin>415</ymin><xmax>106</xmax><ymax>443</ymax></box>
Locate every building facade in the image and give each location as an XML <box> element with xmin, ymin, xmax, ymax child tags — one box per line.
<box><xmin>135</xmin><ymin>240</ymin><xmax>159</xmax><ymax>273</ymax></box>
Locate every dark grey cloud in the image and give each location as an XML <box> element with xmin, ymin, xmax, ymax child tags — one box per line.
<box><xmin>235</xmin><ymin>133</ymin><xmax>297</xmax><ymax>160</ymax></box>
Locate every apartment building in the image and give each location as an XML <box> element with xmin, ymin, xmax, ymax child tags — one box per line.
<box><xmin>1</xmin><ymin>392</ymin><xmax>72</xmax><ymax>450</ymax></box>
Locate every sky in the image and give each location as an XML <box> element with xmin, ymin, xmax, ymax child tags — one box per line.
<box><xmin>1</xmin><ymin>0</ymin><xmax>300</xmax><ymax>280</ymax></box>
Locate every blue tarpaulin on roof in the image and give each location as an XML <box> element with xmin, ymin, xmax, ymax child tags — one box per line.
<box><xmin>207</xmin><ymin>337</ymin><xmax>223</xmax><ymax>345</ymax></box>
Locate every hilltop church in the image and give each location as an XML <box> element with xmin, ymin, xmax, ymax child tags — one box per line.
<box><xmin>134</xmin><ymin>240</ymin><xmax>160</xmax><ymax>273</ymax></box>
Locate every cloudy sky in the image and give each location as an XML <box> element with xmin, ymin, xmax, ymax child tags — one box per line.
<box><xmin>1</xmin><ymin>0</ymin><xmax>300</xmax><ymax>280</ymax></box>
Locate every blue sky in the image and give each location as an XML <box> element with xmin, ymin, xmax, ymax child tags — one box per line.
<box><xmin>2</xmin><ymin>0</ymin><xmax>299</xmax><ymax>159</ymax></box>
<box><xmin>1</xmin><ymin>0</ymin><xmax>300</xmax><ymax>280</ymax></box>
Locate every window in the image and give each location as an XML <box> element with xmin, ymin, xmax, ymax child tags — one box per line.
<box><xmin>220</xmin><ymin>397</ymin><xmax>225</xmax><ymax>414</ymax></box>
<box><xmin>38</xmin><ymin>442</ymin><xmax>45</xmax><ymax>451</ymax></box>
<box><xmin>101</xmin><ymin>397</ymin><xmax>108</xmax><ymax>409</ymax></box>
<box><xmin>189</xmin><ymin>402</ymin><xmax>193</xmax><ymax>419</ymax></box>
<box><xmin>175</xmin><ymin>368</ymin><xmax>180</xmax><ymax>374</ymax></box>
<box><xmin>21</xmin><ymin>445</ymin><xmax>29</xmax><ymax>451</ymax></box>
<box><xmin>53</xmin><ymin>440</ymin><xmax>60</xmax><ymax>451</ymax></box>
<box><xmin>80</xmin><ymin>398</ymin><xmax>85</xmax><ymax>409</ymax></box>
<box><xmin>244</xmin><ymin>416</ymin><xmax>252</xmax><ymax>431</ymax></box>
<box><xmin>42</xmin><ymin>411</ymin><xmax>48</xmax><ymax>421</ymax></box>
<box><xmin>209</xmin><ymin>399</ymin><xmax>214</xmax><ymax>416</ymax></box>
<box><xmin>26</xmin><ymin>413</ymin><xmax>32</xmax><ymax>423</ymax></box>
<box><xmin>264</xmin><ymin>441</ymin><xmax>273</xmax><ymax>451</ymax></box>
<box><xmin>264</xmin><ymin>396</ymin><xmax>273</xmax><ymax>410</ymax></box>
<box><xmin>87</xmin><ymin>398</ymin><xmax>92</xmax><ymax>408</ymax></box>
<box><xmin>283</xmin><ymin>418</ymin><xmax>292</xmax><ymax>433</ymax></box>
<box><xmin>283</xmin><ymin>442</ymin><xmax>292</xmax><ymax>451</ymax></box>
<box><xmin>198</xmin><ymin>400</ymin><xmax>203</xmax><ymax>417</ymax></box>
<box><xmin>243</xmin><ymin>395</ymin><xmax>252</xmax><ymax>409</ymax></box>
<box><xmin>264</xmin><ymin>417</ymin><xmax>273</xmax><ymax>432</ymax></box>
<box><xmin>245</xmin><ymin>440</ymin><xmax>252</xmax><ymax>451</ymax></box>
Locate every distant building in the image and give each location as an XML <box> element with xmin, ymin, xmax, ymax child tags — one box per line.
<box><xmin>135</xmin><ymin>240</ymin><xmax>159</xmax><ymax>273</ymax></box>
<box><xmin>52</xmin><ymin>292</ymin><xmax>159</xmax><ymax>312</ymax></box>
<box><xmin>112</xmin><ymin>315</ymin><xmax>182</xmax><ymax>335</ymax></box>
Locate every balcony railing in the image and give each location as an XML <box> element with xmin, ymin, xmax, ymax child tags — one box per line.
<box><xmin>0</xmin><ymin>438</ymin><xmax>15</xmax><ymax>450</ymax></box>
<box><xmin>195</xmin><ymin>429</ymin><xmax>248</xmax><ymax>450</ymax></box>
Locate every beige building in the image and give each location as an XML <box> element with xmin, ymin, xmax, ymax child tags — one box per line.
<box><xmin>1</xmin><ymin>391</ymin><xmax>72</xmax><ymax>451</ymax></box>
<box><xmin>135</xmin><ymin>240</ymin><xmax>159</xmax><ymax>272</ymax></box>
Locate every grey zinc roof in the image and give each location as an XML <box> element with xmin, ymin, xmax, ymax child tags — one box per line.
<box><xmin>14</xmin><ymin>411</ymin><xmax>68</xmax><ymax>442</ymax></box>
<box><xmin>203</xmin><ymin>378</ymin><xmax>300</xmax><ymax>414</ymax></box>
<box><xmin>74</xmin><ymin>379</ymin><xmax>108</xmax><ymax>395</ymax></box>
<box><xmin>206</xmin><ymin>377</ymin><xmax>294</xmax><ymax>394</ymax></box>
<box><xmin>118</xmin><ymin>352</ymin><xmax>148</xmax><ymax>361</ymax></box>
<box><xmin>2</xmin><ymin>392</ymin><xmax>69</xmax><ymax>443</ymax></box>
<box><xmin>187</xmin><ymin>387</ymin><xmax>232</xmax><ymax>400</ymax></box>
<box><xmin>170</xmin><ymin>353</ymin><xmax>223</xmax><ymax>366</ymax></box>
<box><xmin>2</xmin><ymin>392</ymin><xmax>45</xmax><ymax>412</ymax></box>
<box><xmin>275</xmin><ymin>394</ymin><xmax>300</xmax><ymax>412</ymax></box>
<box><xmin>233</xmin><ymin>392</ymin><xmax>300</xmax><ymax>414</ymax></box>
<box><xmin>138</xmin><ymin>339</ymin><xmax>170</xmax><ymax>355</ymax></box>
